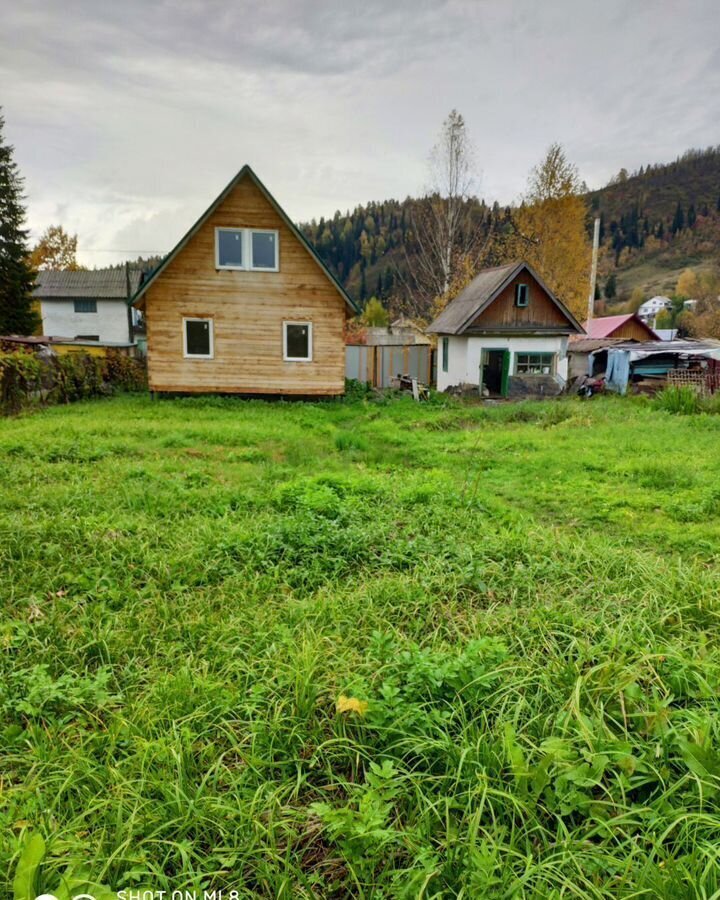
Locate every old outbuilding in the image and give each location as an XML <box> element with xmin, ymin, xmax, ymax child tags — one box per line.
<box><xmin>427</xmin><ymin>261</ymin><xmax>583</xmax><ymax>397</ymax></box>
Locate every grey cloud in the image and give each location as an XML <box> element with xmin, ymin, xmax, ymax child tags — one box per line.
<box><xmin>1</xmin><ymin>0</ymin><xmax>718</xmax><ymax>266</ymax></box>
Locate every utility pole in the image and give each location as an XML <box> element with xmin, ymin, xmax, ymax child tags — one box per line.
<box><xmin>586</xmin><ymin>216</ymin><xmax>600</xmax><ymax>326</ymax></box>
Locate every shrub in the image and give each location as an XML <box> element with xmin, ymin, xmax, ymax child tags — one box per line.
<box><xmin>0</xmin><ymin>349</ymin><xmax>147</xmax><ymax>414</ymax></box>
<box><xmin>654</xmin><ymin>385</ymin><xmax>702</xmax><ymax>415</ymax></box>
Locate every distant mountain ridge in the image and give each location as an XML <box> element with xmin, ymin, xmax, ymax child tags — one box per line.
<box><xmin>300</xmin><ymin>146</ymin><xmax>720</xmax><ymax>310</ymax></box>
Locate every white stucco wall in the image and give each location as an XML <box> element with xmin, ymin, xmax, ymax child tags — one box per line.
<box><xmin>41</xmin><ymin>299</ymin><xmax>131</xmax><ymax>343</ymax></box>
<box><xmin>435</xmin><ymin>334</ymin><xmax>569</xmax><ymax>391</ymax></box>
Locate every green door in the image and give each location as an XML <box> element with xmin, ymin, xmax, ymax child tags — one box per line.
<box><xmin>480</xmin><ymin>349</ymin><xmax>510</xmax><ymax>397</ymax></box>
<box><xmin>500</xmin><ymin>349</ymin><xmax>510</xmax><ymax>398</ymax></box>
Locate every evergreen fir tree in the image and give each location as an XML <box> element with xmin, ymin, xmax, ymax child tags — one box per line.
<box><xmin>0</xmin><ymin>109</ymin><xmax>38</xmax><ymax>335</ymax></box>
<box><xmin>604</xmin><ymin>273</ymin><xmax>617</xmax><ymax>299</ymax></box>
<box><xmin>688</xmin><ymin>203</ymin><xmax>696</xmax><ymax>228</ymax></box>
<box><xmin>671</xmin><ymin>202</ymin><xmax>684</xmax><ymax>234</ymax></box>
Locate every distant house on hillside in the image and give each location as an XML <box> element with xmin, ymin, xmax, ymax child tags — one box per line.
<box><xmin>34</xmin><ymin>269</ymin><xmax>141</xmax><ymax>344</ymax></box>
<box><xmin>582</xmin><ymin>314</ymin><xmax>658</xmax><ymax>342</ymax></box>
<box><xmin>427</xmin><ymin>261</ymin><xmax>583</xmax><ymax>397</ymax></box>
<box><xmin>132</xmin><ymin>165</ymin><xmax>358</xmax><ymax>396</ymax></box>
<box><xmin>638</xmin><ymin>296</ymin><xmax>673</xmax><ymax>322</ymax></box>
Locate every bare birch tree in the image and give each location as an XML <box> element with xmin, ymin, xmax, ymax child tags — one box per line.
<box><xmin>400</xmin><ymin>110</ymin><xmax>492</xmax><ymax>317</ymax></box>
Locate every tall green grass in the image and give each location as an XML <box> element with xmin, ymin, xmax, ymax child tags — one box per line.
<box><xmin>2</xmin><ymin>394</ymin><xmax>720</xmax><ymax>897</ymax></box>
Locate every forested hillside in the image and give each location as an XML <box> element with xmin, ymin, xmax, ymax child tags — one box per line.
<box><xmin>301</xmin><ymin>146</ymin><xmax>720</xmax><ymax>312</ymax></box>
<box><xmin>300</xmin><ymin>198</ymin><xmax>511</xmax><ymax>311</ymax></box>
<box><xmin>589</xmin><ymin>147</ymin><xmax>720</xmax><ymax>302</ymax></box>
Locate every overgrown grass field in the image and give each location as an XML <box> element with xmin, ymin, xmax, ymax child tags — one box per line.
<box><xmin>2</xmin><ymin>393</ymin><xmax>720</xmax><ymax>898</ymax></box>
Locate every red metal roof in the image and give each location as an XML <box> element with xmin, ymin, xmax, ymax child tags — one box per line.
<box><xmin>583</xmin><ymin>314</ymin><xmax>658</xmax><ymax>340</ymax></box>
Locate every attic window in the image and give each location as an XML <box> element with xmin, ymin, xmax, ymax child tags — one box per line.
<box><xmin>514</xmin><ymin>284</ymin><xmax>529</xmax><ymax>307</ymax></box>
<box><xmin>251</xmin><ymin>230</ymin><xmax>278</xmax><ymax>269</ymax></box>
<box><xmin>216</xmin><ymin>227</ymin><xmax>279</xmax><ymax>271</ymax></box>
<box><xmin>216</xmin><ymin>228</ymin><xmax>244</xmax><ymax>268</ymax></box>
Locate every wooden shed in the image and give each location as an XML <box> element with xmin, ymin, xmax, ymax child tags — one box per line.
<box><xmin>132</xmin><ymin>166</ymin><xmax>358</xmax><ymax>396</ymax></box>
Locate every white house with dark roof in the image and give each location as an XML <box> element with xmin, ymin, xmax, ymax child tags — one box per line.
<box><xmin>34</xmin><ymin>269</ymin><xmax>141</xmax><ymax>343</ymax></box>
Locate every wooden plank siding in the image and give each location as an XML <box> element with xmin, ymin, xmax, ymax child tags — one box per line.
<box><xmin>468</xmin><ymin>271</ymin><xmax>571</xmax><ymax>332</ymax></box>
<box><xmin>606</xmin><ymin>318</ymin><xmax>657</xmax><ymax>341</ymax></box>
<box><xmin>143</xmin><ymin>176</ymin><xmax>348</xmax><ymax>395</ymax></box>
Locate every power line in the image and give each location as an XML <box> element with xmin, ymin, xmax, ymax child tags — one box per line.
<box><xmin>77</xmin><ymin>248</ymin><xmax>168</xmax><ymax>253</ymax></box>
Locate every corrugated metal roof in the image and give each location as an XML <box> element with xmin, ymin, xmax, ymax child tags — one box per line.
<box><xmin>426</xmin><ymin>261</ymin><xmax>583</xmax><ymax>335</ymax></box>
<box><xmin>567</xmin><ymin>337</ymin><xmax>624</xmax><ymax>353</ymax></box>
<box><xmin>613</xmin><ymin>339</ymin><xmax>720</xmax><ymax>353</ymax></box>
<box><xmin>34</xmin><ymin>269</ymin><xmax>141</xmax><ymax>299</ymax></box>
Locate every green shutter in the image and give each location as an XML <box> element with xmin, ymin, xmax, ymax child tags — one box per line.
<box><xmin>442</xmin><ymin>337</ymin><xmax>449</xmax><ymax>373</ymax></box>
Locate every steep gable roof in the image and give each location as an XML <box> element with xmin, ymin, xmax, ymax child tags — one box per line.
<box><xmin>583</xmin><ymin>314</ymin><xmax>658</xmax><ymax>340</ymax></box>
<box><xmin>426</xmin><ymin>261</ymin><xmax>583</xmax><ymax>335</ymax></box>
<box><xmin>132</xmin><ymin>165</ymin><xmax>358</xmax><ymax>313</ymax></box>
<box><xmin>35</xmin><ymin>268</ymin><xmax>140</xmax><ymax>299</ymax></box>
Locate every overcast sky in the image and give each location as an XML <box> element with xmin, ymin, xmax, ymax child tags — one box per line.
<box><xmin>2</xmin><ymin>0</ymin><xmax>719</xmax><ymax>266</ymax></box>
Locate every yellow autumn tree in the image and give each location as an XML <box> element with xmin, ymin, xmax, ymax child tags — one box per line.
<box><xmin>511</xmin><ymin>144</ymin><xmax>591</xmax><ymax>321</ymax></box>
<box><xmin>360</xmin><ymin>296</ymin><xmax>389</xmax><ymax>327</ymax></box>
<box><xmin>676</xmin><ymin>269</ymin><xmax>699</xmax><ymax>300</ymax></box>
<box><xmin>30</xmin><ymin>224</ymin><xmax>84</xmax><ymax>271</ymax></box>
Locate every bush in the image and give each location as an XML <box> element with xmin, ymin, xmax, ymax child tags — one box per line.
<box><xmin>653</xmin><ymin>385</ymin><xmax>720</xmax><ymax>416</ymax></box>
<box><xmin>654</xmin><ymin>385</ymin><xmax>702</xmax><ymax>415</ymax></box>
<box><xmin>0</xmin><ymin>349</ymin><xmax>147</xmax><ymax>414</ymax></box>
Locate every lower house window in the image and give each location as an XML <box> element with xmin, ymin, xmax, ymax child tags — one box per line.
<box><xmin>183</xmin><ymin>318</ymin><xmax>214</xmax><ymax>358</ymax></box>
<box><xmin>283</xmin><ymin>321</ymin><xmax>312</xmax><ymax>362</ymax></box>
<box><xmin>74</xmin><ymin>299</ymin><xmax>97</xmax><ymax>313</ymax></box>
<box><xmin>442</xmin><ymin>337</ymin><xmax>449</xmax><ymax>373</ymax></box>
<box><xmin>75</xmin><ymin>334</ymin><xmax>99</xmax><ymax>341</ymax></box>
<box><xmin>515</xmin><ymin>352</ymin><xmax>555</xmax><ymax>375</ymax></box>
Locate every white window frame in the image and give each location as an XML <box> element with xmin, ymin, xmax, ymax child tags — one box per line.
<box><xmin>249</xmin><ymin>228</ymin><xmax>280</xmax><ymax>272</ymax></box>
<box><xmin>283</xmin><ymin>321</ymin><xmax>313</xmax><ymax>363</ymax></box>
<box><xmin>514</xmin><ymin>352</ymin><xmax>556</xmax><ymax>375</ymax></box>
<box><xmin>183</xmin><ymin>317</ymin><xmax>214</xmax><ymax>359</ymax></box>
<box><xmin>215</xmin><ymin>227</ymin><xmax>279</xmax><ymax>272</ymax></box>
<box><xmin>215</xmin><ymin>227</ymin><xmax>245</xmax><ymax>270</ymax></box>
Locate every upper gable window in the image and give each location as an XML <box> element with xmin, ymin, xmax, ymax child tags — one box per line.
<box><xmin>215</xmin><ymin>227</ymin><xmax>279</xmax><ymax>271</ymax></box>
<box><xmin>251</xmin><ymin>230</ymin><xmax>278</xmax><ymax>270</ymax></box>
<box><xmin>216</xmin><ymin>228</ymin><xmax>244</xmax><ymax>268</ymax></box>
<box><xmin>515</xmin><ymin>283</ymin><xmax>529</xmax><ymax>307</ymax></box>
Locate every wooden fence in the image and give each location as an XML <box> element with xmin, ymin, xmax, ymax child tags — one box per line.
<box><xmin>345</xmin><ymin>344</ymin><xmax>434</xmax><ymax>389</ymax></box>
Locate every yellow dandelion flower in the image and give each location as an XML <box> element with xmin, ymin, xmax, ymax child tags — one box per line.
<box><xmin>336</xmin><ymin>694</ymin><xmax>369</xmax><ymax>716</ymax></box>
